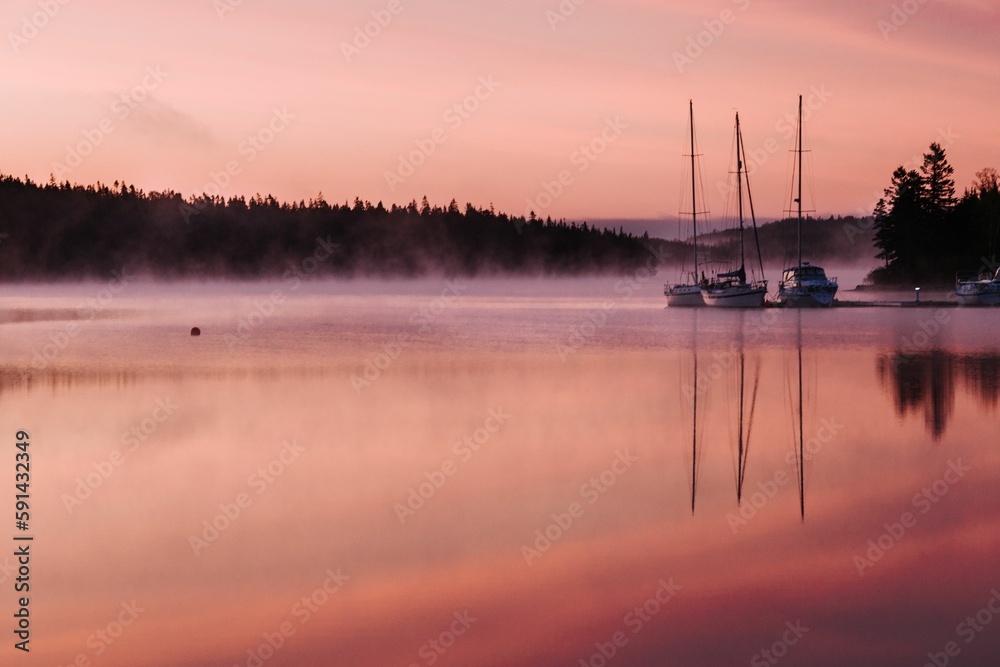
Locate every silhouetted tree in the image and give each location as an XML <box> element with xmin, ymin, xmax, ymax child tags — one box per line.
<box><xmin>921</xmin><ymin>142</ymin><xmax>957</xmax><ymax>216</ymax></box>
<box><xmin>868</xmin><ymin>142</ymin><xmax>988</xmax><ymax>284</ymax></box>
<box><xmin>871</xmin><ymin>167</ymin><xmax>924</xmax><ymax>281</ymax></box>
<box><xmin>0</xmin><ymin>175</ymin><xmax>660</xmax><ymax>280</ymax></box>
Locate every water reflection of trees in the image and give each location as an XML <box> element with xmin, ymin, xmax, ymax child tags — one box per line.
<box><xmin>877</xmin><ymin>350</ymin><xmax>1000</xmax><ymax>439</ymax></box>
<box><xmin>0</xmin><ymin>366</ymin><xmax>323</xmax><ymax>398</ymax></box>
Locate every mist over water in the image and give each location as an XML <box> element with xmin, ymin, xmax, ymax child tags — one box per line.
<box><xmin>4</xmin><ymin>278</ymin><xmax>999</xmax><ymax>666</ymax></box>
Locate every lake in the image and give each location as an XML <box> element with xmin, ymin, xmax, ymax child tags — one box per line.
<box><xmin>2</xmin><ymin>276</ymin><xmax>999</xmax><ymax>667</ymax></box>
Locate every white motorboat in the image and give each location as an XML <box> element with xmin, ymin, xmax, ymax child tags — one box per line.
<box><xmin>776</xmin><ymin>95</ymin><xmax>838</xmax><ymax>308</ymax></box>
<box><xmin>955</xmin><ymin>267</ymin><xmax>1000</xmax><ymax>305</ymax></box>
<box><xmin>778</xmin><ymin>263</ymin><xmax>839</xmax><ymax>307</ymax></box>
<box><xmin>665</xmin><ymin>282</ymin><xmax>706</xmax><ymax>306</ymax></box>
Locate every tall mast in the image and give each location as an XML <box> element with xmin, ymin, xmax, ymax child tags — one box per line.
<box><xmin>735</xmin><ymin>113</ymin><xmax>745</xmax><ymax>271</ymax></box>
<box><xmin>689</xmin><ymin>100</ymin><xmax>698</xmax><ymax>280</ymax></box>
<box><xmin>797</xmin><ymin>94</ymin><xmax>803</xmax><ymax>268</ymax></box>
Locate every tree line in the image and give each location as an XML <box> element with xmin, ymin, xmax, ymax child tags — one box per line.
<box><xmin>869</xmin><ymin>144</ymin><xmax>999</xmax><ymax>284</ymax></box>
<box><xmin>0</xmin><ymin>176</ymin><xmax>670</xmax><ymax>280</ymax></box>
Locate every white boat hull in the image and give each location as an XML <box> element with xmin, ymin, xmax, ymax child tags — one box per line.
<box><xmin>776</xmin><ymin>264</ymin><xmax>838</xmax><ymax>308</ymax></box>
<box><xmin>776</xmin><ymin>284</ymin><xmax>838</xmax><ymax>307</ymax></box>
<box><xmin>955</xmin><ymin>268</ymin><xmax>1000</xmax><ymax>306</ymax></box>
<box><xmin>703</xmin><ymin>285</ymin><xmax>766</xmax><ymax>308</ymax></box>
<box><xmin>955</xmin><ymin>285</ymin><xmax>1000</xmax><ymax>306</ymax></box>
<box><xmin>665</xmin><ymin>284</ymin><xmax>704</xmax><ymax>307</ymax></box>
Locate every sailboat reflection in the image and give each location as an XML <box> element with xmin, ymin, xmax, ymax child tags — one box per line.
<box><xmin>732</xmin><ymin>311</ymin><xmax>761</xmax><ymax>508</ymax></box>
<box><xmin>877</xmin><ymin>349</ymin><xmax>1000</xmax><ymax>440</ymax></box>
<box><xmin>682</xmin><ymin>310</ymin><xmax>814</xmax><ymax>521</ymax></box>
<box><xmin>683</xmin><ymin>310</ymin><xmax>706</xmax><ymax>515</ymax></box>
<box><xmin>789</xmin><ymin>311</ymin><xmax>806</xmax><ymax>521</ymax></box>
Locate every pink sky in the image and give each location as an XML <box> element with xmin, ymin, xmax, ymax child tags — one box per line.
<box><xmin>2</xmin><ymin>0</ymin><xmax>998</xmax><ymax>224</ymax></box>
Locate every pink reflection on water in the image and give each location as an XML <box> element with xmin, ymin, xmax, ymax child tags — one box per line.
<box><xmin>3</xmin><ymin>291</ymin><xmax>1000</xmax><ymax>666</ymax></box>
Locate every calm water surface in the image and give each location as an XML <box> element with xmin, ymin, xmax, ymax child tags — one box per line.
<box><xmin>2</xmin><ymin>277</ymin><xmax>999</xmax><ymax>667</ymax></box>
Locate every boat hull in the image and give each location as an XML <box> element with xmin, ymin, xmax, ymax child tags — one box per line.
<box><xmin>703</xmin><ymin>285</ymin><xmax>766</xmax><ymax>308</ymax></box>
<box><xmin>776</xmin><ymin>284</ymin><xmax>838</xmax><ymax>308</ymax></box>
<box><xmin>955</xmin><ymin>284</ymin><xmax>1000</xmax><ymax>306</ymax></box>
<box><xmin>665</xmin><ymin>284</ymin><xmax>704</xmax><ymax>307</ymax></box>
<box><xmin>955</xmin><ymin>268</ymin><xmax>1000</xmax><ymax>306</ymax></box>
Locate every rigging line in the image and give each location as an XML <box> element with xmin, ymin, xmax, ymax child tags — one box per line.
<box><xmin>720</xmin><ymin>118</ymin><xmax>739</xmax><ymax>244</ymax></box>
<box><xmin>690</xmin><ymin>100</ymin><xmax>699</xmax><ymax>277</ymax></box>
<box><xmin>681</xmin><ymin>102</ymin><xmax>712</xmax><ymax>281</ymax></box>
<box><xmin>736</xmin><ymin>114</ymin><xmax>746</xmax><ymax>272</ymax></box>
<box><xmin>807</xmin><ymin>151</ymin><xmax>818</xmax><ymax>214</ymax></box>
<box><xmin>780</xmin><ymin>146</ymin><xmax>799</xmax><ymax>269</ymax></box>
<box><xmin>692</xmin><ymin>118</ymin><xmax>711</xmax><ymax>237</ymax></box>
<box><xmin>797</xmin><ymin>94</ymin><xmax>803</xmax><ymax>268</ymax></box>
<box><xmin>738</xmin><ymin>119</ymin><xmax>766</xmax><ymax>282</ymax></box>
<box><xmin>803</xmin><ymin>115</ymin><xmax>818</xmax><ymax>223</ymax></box>
<box><xmin>677</xmin><ymin>129</ymin><xmax>692</xmax><ymax>276</ymax></box>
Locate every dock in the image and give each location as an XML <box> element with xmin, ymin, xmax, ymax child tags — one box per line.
<box><xmin>831</xmin><ymin>300</ymin><xmax>960</xmax><ymax>308</ymax></box>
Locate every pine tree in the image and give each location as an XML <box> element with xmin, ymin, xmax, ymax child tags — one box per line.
<box><xmin>920</xmin><ymin>142</ymin><xmax>957</xmax><ymax>216</ymax></box>
<box><xmin>871</xmin><ymin>167</ymin><xmax>923</xmax><ymax>279</ymax></box>
<box><xmin>872</xmin><ymin>197</ymin><xmax>894</xmax><ymax>268</ymax></box>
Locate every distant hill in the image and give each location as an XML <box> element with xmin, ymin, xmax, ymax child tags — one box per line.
<box><xmin>649</xmin><ymin>215</ymin><xmax>876</xmax><ymax>269</ymax></box>
<box><xmin>700</xmin><ymin>216</ymin><xmax>876</xmax><ymax>263</ymax></box>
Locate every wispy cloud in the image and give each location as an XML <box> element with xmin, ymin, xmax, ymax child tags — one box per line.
<box><xmin>124</xmin><ymin>95</ymin><xmax>215</xmax><ymax>146</ymax></box>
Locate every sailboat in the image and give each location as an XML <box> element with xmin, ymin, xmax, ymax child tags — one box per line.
<box><xmin>776</xmin><ymin>95</ymin><xmax>839</xmax><ymax>308</ymax></box>
<box><xmin>703</xmin><ymin>112</ymin><xmax>767</xmax><ymax>308</ymax></box>
<box><xmin>665</xmin><ymin>100</ymin><xmax>706</xmax><ymax>307</ymax></box>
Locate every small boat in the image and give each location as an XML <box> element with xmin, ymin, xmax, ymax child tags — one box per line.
<box><xmin>704</xmin><ymin>266</ymin><xmax>767</xmax><ymax>308</ymax></box>
<box><xmin>778</xmin><ymin>263</ymin><xmax>839</xmax><ymax>308</ymax></box>
<box><xmin>703</xmin><ymin>275</ymin><xmax>766</xmax><ymax>312</ymax></box>
<box><xmin>703</xmin><ymin>112</ymin><xmax>766</xmax><ymax>308</ymax></box>
<box><xmin>955</xmin><ymin>267</ymin><xmax>1000</xmax><ymax>305</ymax></box>
<box><xmin>665</xmin><ymin>283</ymin><xmax>705</xmax><ymax>306</ymax></box>
<box><xmin>666</xmin><ymin>100</ymin><xmax>705</xmax><ymax>307</ymax></box>
<box><xmin>777</xmin><ymin>95</ymin><xmax>838</xmax><ymax>308</ymax></box>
